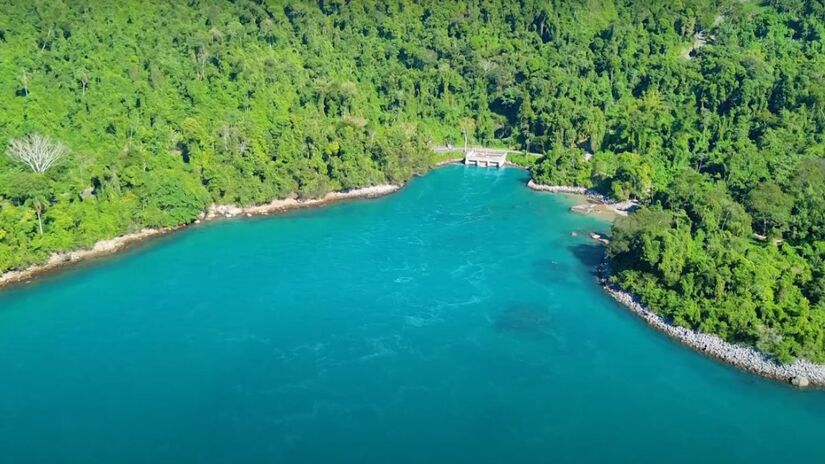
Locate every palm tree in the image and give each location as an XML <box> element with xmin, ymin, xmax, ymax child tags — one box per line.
<box><xmin>459</xmin><ymin>117</ymin><xmax>475</xmax><ymax>153</ymax></box>
<box><xmin>26</xmin><ymin>195</ymin><xmax>47</xmax><ymax>235</ymax></box>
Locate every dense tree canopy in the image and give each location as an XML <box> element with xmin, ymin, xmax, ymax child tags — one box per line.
<box><xmin>0</xmin><ymin>1</ymin><xmax>823</xmax><ymax>361</ymax></box>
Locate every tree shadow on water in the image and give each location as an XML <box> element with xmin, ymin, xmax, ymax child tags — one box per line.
<box><xmin>567</xmin><ymin>243</ymin><xmax>605</xmax><ymax>277</ymax></box>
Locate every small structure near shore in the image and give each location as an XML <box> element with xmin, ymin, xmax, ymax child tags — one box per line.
<box><xmin>464</xmin><ymin>149</ymin><xmax>506</xmax><ymax>168</ymax></box>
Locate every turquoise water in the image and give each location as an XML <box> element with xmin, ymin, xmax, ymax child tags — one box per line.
<box><xmin>0</xmin><ymin>166</ymin><xmax>823</xmax><ymax>463</ymax></box>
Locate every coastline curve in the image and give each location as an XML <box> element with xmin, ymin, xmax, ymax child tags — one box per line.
<box><xmin>0</xmin><ymin>184</ymin><xmax>401</xmax><ymax>289</ymax></box>
<box><xmin>5</xmin><ymin>172</ymin><xmax>824</xmax><ymax>389</ymax></box>
<box><xmin>530</xmin><ymin>181</ymin><xmax>825</xmax><ymax>388</ymax></box>
<box><xmin>600</xmin><ymin>264</ymin><xmax>825</xmax><ymax>388</ymax></box>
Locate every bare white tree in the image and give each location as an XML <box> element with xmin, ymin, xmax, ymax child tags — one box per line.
<box><xmin>195</xmin><ymin>47</ymin><xmax>209</xmax><ymax>80</ymax></box>
<box><xmin>20</xmin><ymin>70</ymin><xmax>30</xmax><ymax>96</ymax></box>
<box><xmin>7</xmin><ymin>133</ymin><xmax>69</xmax><ymax>173</ymax></box>
<box><xmin>76</xmin><ymin>68</ymin><xmax>90</xmax><ymax>97</ymax></box>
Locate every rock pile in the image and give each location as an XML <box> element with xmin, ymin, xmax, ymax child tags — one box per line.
<box><xmin>526</xmin><ymin>180</ymin><xmax>606</xmax><ymax>200</ymax></box>
<box><xmin>205</xmin><ymin>204</ymin><xmax>244</xmax><ymax>219</ymax></box>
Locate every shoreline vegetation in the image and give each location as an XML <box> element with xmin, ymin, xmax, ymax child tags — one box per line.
<box><xmin>2</xmin><ymin>1</ymin><xmax>822</xmax><ymax>375</ymax></box>
<box><xmin>0</xmin><ymin>167</ymin><xmax>825</xmax><ymax>388</ymax></box>
<box><xmin>2</xmin><ymin>159</ymin><xmax>489</xmax><ymax>288</ymax></box>
<box><xmin>529</xmin><ymin>179</ymin><xmax>824</xmax><ymax>388</ymax></box>
<box><xmin>0</xmin><ymin>184</ymin><xmax>400</xmax><ymax>289</ymax></box>
<box><xmin>3</xmin><ymin>169</ymin><xmax>823</xmax><ymax>388</ymax></box>
<box><xmin>0</xmin><ymin>156</ymin><xmax>479</xmax><ymax>289</ymax></box>
<box><xmin>601</xmin><ymin>266</ymin><xmax>825</xmax><ymax>389</ymax></box>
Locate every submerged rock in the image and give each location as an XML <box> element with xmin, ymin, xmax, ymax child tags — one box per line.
<box><xmin>590</xmin><ymin>232</ymin><xmax>610</xmax><ymax>245</ymax></box>
<box><xmin>571</xmin><ymin>204</ymin><xmax>594</xmax><ymax>215</ymax></box>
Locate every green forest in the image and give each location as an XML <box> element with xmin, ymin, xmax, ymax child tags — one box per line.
<box><xmin>1</xmin><ymin>0</ymin><xmax>823</xmax><ymax>362</ymax></box>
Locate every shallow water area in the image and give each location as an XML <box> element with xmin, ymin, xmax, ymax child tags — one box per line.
<box><xmin>0</xmin><ymin>166</ymin><xmax>823</xmax><ymax>463</ymax></box>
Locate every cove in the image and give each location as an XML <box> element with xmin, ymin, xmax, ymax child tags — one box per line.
<box><xmin>0</xmin><ymin>165</ymin><xmax>823</xmax><ymax>464</ymax></box>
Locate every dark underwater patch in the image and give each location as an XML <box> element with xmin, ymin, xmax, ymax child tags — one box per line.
<box><xmin>531</xmin><ymin>259</ymin><xmax>572</xmax><ymax>286</ymax></box>
<box><xmin>567</xmin><ymin>243</ymin><xmax>604</xmax><ymax>272</ymax></box>
<box><xmin>494</xmin><ymin>303</ymin><xmax>552</xmax><ymax>336</ymax></box>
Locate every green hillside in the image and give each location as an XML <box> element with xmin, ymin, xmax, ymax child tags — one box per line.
<box><xmin>0</xmin><ymin>0</ymin><xmax>823</xmax><ymax>362</ymax></box>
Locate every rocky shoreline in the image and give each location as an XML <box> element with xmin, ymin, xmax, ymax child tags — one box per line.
<box><xmin>201</xmin><ymin>184</ymin><xmax>400</xmax><ymax>220</ymax></box>
<box><xmin>0</xmin><ymin>227</ymin><xmax>183</xmax><ymax>288</ymax></box>
<box><xmin>0</xmin><ymin>184</ymin><xmax>401</xmax><ymax>289</ymax></box>
<box><xmin>599</xmin><ymin>264</ymin><xmax>825</xmax><ymax>389</ymax></box>
<box><xmin>5</xmin><ymin>170</ymin><xmax>824</xmax><ymax>389</ymax></box>
<box><xmin>526</xmin><ymin>180</ymin><xmax>605</xmax><ymax>198</ymax></box>
<box><xmin>529</xmin><ymin>178</ymin><xmax>825</xmax><ymax>388</ymax></box>
<box><xmin>526</xmin><ymin>180</ymin><xmax>638</xmax><ymax>217</ymax></box>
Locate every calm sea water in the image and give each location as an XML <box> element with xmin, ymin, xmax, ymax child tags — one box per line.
<box><xmin>0</xmin><ymin>166</ymin><xmax>823</xmax><ymax>463</ymax></box>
